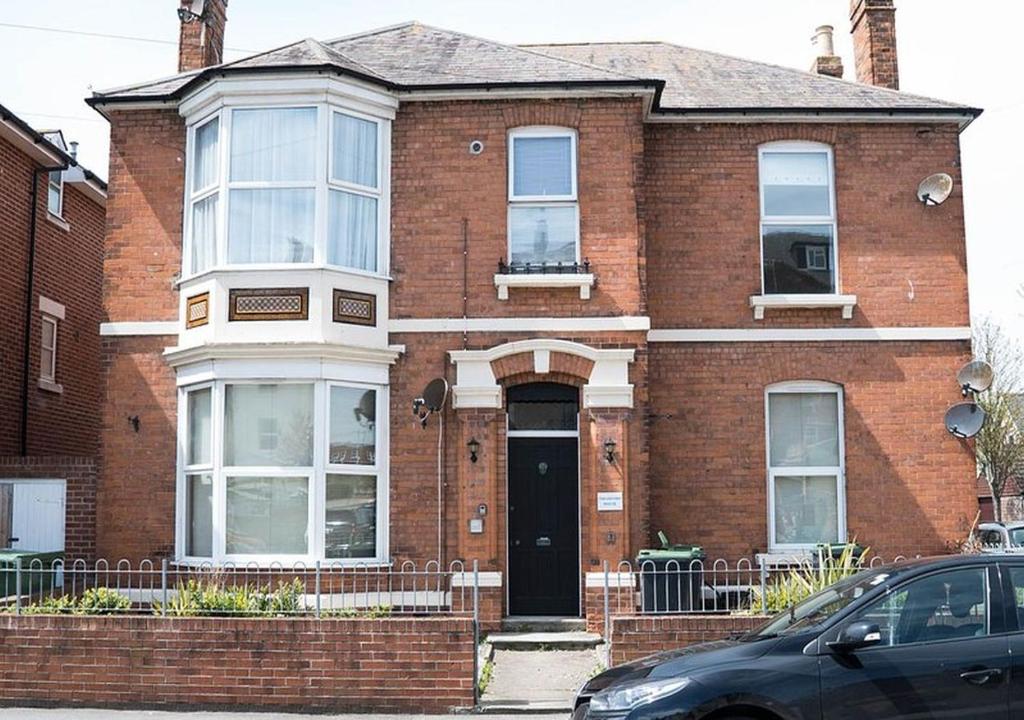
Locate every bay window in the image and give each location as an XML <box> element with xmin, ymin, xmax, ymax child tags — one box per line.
<box><xmin>758</xmin><ymin>142</ymin><xmax>837</xmax><ymax>294</ymax></box>
<box><xmin>184</xmin><ymin>104</ymin><xmax>386</xmax><ymax>277</ymax></box>
<box><xmin>766</xmin><ymin>381</ymin><xmax>845</xmax><ymax>550</ymax></box>
<box><xmin>179</xmin><ymin>379</ymin><xmax>387</xmax><ymax>563</ymax></box>
<box><xmin>507</xmin><ymin>127</ymin><xmax>579</xmax><ymax>267</ymax></box>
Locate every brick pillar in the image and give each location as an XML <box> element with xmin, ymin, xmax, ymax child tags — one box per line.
<box><xmin>582</xmin><ymin>409</ymin><xmax>631</xmax><ymax>570</ymax></box>
<box><xmin>453</xmin><ymin>408</ymin><xmax>503</xmax><ymax>573</ymax></box>
<box><xmin>850</xmin><ymin>0</ymin><xmax>899</xmax><ymax>90</ymax></box>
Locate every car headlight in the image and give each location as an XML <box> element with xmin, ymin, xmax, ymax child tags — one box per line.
<box><xmin>589</xmin><ymin>677</ymin><xmax>692</xmax><ymax>712</ymax></box>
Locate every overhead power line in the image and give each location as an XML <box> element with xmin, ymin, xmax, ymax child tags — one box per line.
<box><xmin>0</xmin><ymin>21</ymin><xmax>254</xmax><ymax>53</ymax></box>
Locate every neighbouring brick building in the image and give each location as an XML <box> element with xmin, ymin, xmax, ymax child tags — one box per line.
<box><xmin>86</xmin><ymin>0</ymin><xmax>981</xmax><ymax>618</ymax></box>
<box><xmin>0</xmin><ymin>103</ymin><xmax>107</xmax><ymax>559</ymax></box>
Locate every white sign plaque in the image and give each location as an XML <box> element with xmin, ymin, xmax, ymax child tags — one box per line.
<box><xmin>597</xmin><ymin>491</ymin><xmax>623</xmax><ymax>512</ymax></box>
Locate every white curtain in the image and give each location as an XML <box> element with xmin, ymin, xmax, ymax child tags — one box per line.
<box><xmin>327</xmin><ymin>190</ymin><xmax>377</xmax><ymax>271</ymax></box>
<box><xmin>224</xmin><ymin>384</ymin><xmax>314</xmax><ymax>467</ymax></box>
<box><xmin>226</xmin><ymin>476</ymin><xmax>308</xmax><ymax>554</ymax></box>
<box><xmin>191</xmin><ymin>195</ymin><xmax>218</xmax><ymax>273</ymax></box>
<box><xmin>228</xmin><ymin>188</ymin><xmax>314</xmax><ymax>263</ymax></box>
<box><xmin>513</xmin><ymin>136</ymin><xmax>572</xmax><ymax>197</ymax></box>
<box><xmin>768</xmin><ymin>392</ymin><xmax>839</xmax><ymax>467</ymax></box>
<box><xmin>230</xmin><ymin>108</ymin><xmax>316</xmax><ymax>182</ymax></box>
<box><xmin>187</xmin><ymin>388</ymin><xmax>212</xmax><ymax>466</ymax></box>
<box><xmin>193</xmin><ymin>118</ymin><xmax>219</xmax><ymax>190</ymax></box>
<box><xmin>332</xmin><ymin>112</ymin><xmax>377</xmax><ymax>188</ymax></box>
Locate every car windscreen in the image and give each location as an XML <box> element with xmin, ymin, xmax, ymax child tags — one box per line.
<box><xmin>746</xmin><ymin>569</ymin><xmax>892</xmax><ymax>638</ymax></box>
<box><xmin>1009</xmin><ymin>528</ymin><xmax>1024</xmax><ymax>548</ymax></box>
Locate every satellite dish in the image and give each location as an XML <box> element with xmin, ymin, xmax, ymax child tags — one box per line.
<box><xmin>354</xmin><ymin>390</ymin><xmax>376</xmax><ymax>423</ymax></box>
<box><xmin>957</xmin><ymin>360</ymin><xmax>994</xmax><ymax>395</ymax></box>
<box><xmin>412</xmin><ymin>378</ymin><xmax>449</xmax><ymax>427</ymax></box>
<box><xmin>917</xmin><ymin>173</ymin><xmax>954</xmax><ymax>206</ymax></box>
<box><xmin>944</xmin><ymin>402</ymin><xmax>986</xmax><ymax>439</ymax></box>
<box><xmin>422</xmin><ymin>378</ymin><xmax>449</xmax><ymax>412</ymax></box>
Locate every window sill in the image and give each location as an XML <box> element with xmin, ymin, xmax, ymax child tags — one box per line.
<box><xmin>37</xmin><ymin>378</ymin><xmax>63</xmax><ymax>394</ymax></box>
<box><xmin>45</xmin><ymin>213</ymin><xmax>70</xmax><ymax>232</ymax></box>
<box><xmin>494</xmin><ymin>273</ymin><xmax>595</xmax><ymax>300</ymax></box>
<box><xmin>749</xmin><ymin>293</ymin><xmax>857</xmax><ymax>320</ymax></box>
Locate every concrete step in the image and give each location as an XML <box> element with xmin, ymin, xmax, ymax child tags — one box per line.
<box><xmin>476</xmin><ymin>699</ymin><xmax>574</xmax><ymax>714</ymax></box>
<box><xmin>502</xmin><ymin>615</ymin><xmax>588</xmax><ymax>633</ymax></box>
<box><xmin>486</xmin><ymin>631</ymin><xmax>603</xmax><ymax>651</ymax></box>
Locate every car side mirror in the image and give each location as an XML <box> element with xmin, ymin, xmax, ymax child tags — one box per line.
<box><xmin>827</xmin><ymin>621</ymin><xmax>882</xmax><ymax>653</ymax></box>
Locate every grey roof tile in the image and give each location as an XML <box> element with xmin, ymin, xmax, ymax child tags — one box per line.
<box><xmin>89</xmin><ymin>22</ymin><xmax>978</xmax><ymax>116</ymax></box>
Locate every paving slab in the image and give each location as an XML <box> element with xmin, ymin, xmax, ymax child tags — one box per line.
<box><xmin>482</xmin><ymin>647</ymin><xmax>602</xmax><ymax>708</ymax></box>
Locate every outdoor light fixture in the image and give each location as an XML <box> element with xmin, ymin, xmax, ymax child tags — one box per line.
<box><xmin>604</xmin><ymin>439</ymin><xmax>616</xmax><ymax>463</ymax></box>
<box><xmin>127</xmin><ymin>415</ymin><xmax>140</xmax><ymax>433</ymax></box>
<box><xmin>177</xmin><ymin>6</ymin><xmax>201</xmax><ymax>22</ymax></box>
<box><xmin>467</xmin><ymin>437</ymin><xmax>480</xmax><ymax>463</ymax></box>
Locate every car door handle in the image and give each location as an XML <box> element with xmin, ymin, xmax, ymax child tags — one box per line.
<box><xmin>960</xmin><ymin>668</ymin><xmax>1003</xmax><ymax>685</ymax></box>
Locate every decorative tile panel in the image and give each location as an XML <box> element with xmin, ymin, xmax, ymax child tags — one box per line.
<box><xmin>333</xmin><ymin>289</ymin><xmax>376</xmax><ymax>327</ymax></box>
<box><xmin>228</xmin><ymin>287</ymin><xmax>309</xmax><ymax>322</ymax></box>
<box><xmin>185</xmin><ymin>292</ymin><xmax>210</xmax><ymax>329</ymax></box>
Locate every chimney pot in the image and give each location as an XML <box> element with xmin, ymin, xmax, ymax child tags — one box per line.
<box><xmin>178</xmin><ymin>0</ymin><xmax>228</xmax><ymax>73</ymax></box>
<box><xmin>69</xmin><ymin>141</ymin><xmax>79</xmax><ymax>160</ymax></box>
<box><xmin>810</xmin><ymin>24</ymin><xmax>844</xmax><ymax>79</ymax></box>
<box><xmin>850</xmin><ymin>0</ymin><xmax>899</xmax><ymax>90</ymax></box>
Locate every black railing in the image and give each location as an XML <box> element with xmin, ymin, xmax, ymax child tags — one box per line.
<box><xmin>497</xmin><ymin>259</ymin><xmax>591</xmax><ymax>275</ymax></box>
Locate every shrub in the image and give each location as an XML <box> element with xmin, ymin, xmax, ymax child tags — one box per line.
<box><xmin>79</xmin><ymin>587</ymin><xmax>132</xmax><ymax>614</ymax></box>
<box><xmin>154</xmin><ymin>578</ymin><xmax>309</xmax><ymax>617</ymax></box>
<box><xmin>753</xmin><ymin>543</ymin><xmax>869</xmax><ymax>614</ymax></box>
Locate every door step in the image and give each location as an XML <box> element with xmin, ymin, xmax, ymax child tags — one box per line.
<box><xmin>502</xmin><ymin>615</ymin><xmax>587</xmax><ymax>633</ymax></box>
<box><xmin>487</xmin><ymin>631</ymin><xmax>603</xmax><ymax>651</ymax></box>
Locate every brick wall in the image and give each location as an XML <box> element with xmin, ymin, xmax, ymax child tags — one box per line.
<box><xmin>0</xmin><ymin>615</ymin><xmax>475</xmax><ymax>712</ymax></box>
<box><xmin>610</xmin><ymin>614</ymin><xmax>767</xmax><ymax>665</ymax></box>
<box><xmin>648</xmin><ymin>341</ymin><xmax>976</xmax><ymax>560</ymax></box>
<box><xmin>644</xmin><ymin>122</ymin><xmax>967</xmax><ymax>329</ymax></box>
<box><xmin>0</xmin><ymin>134</ymin><xmax>105</xmax><ymax>457</ymax></box>
<box><xmin>0</xmin><ymin>457</ymin><xmax>96</xmax><ymax>560</ymax></box>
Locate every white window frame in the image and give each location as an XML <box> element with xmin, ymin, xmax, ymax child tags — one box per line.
<box><xmin>176</xmin><ymin>378</ymin><xmax>389</xmax><ymax>565</ymax></box>
<box><xmin>764</xmin><ymin>380</ymin><xmax>846</xmax><ymax>552</ymax></box>
<box><xmin>506</xmin><ymin>126</ymin><xmax>581</xmax><ymax>266</ymax></box>
<box><xmin>758</xmin><ymin>141</ymin><xmax>838</xmax><ymax>295</ymax></box>
<box><xmin>39</xmin><ymin>315</ymin><xmax>58</xmax><ymax>383</ymax></box>
<box><xmin>46</xmin><ymin>170</ymin><xmax>63</xmax><ymax>218</ymax></box>
<box><xmin>182</xmin><ymin>102</ymin><xmax>388</xmax><ymax>279</ymax></box>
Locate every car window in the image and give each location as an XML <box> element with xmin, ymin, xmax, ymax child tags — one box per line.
<box><xmin>1005</xmin><ymin>566</ymin><xmax>1024</xmax><ymax>630</ymax></box>
<box><xmin>854</xmin><ymin>567</ymin><xmax>988</xmax><ymax>647</ymax></box>
<box><xmin>1010</xmin><ymin>529</ymin><xmax>1024</xmax><ymax>547</ymax></box>
<box><xmin>980</xmin><ymin>530</ymin><xmax>1005</xmax><ymax>547</ymax></box>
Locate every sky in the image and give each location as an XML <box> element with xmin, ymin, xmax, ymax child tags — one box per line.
<box><xmin>1</xmin><ymin>0</ymin><xmax>1021</xmax><ymax>337</ymax></box>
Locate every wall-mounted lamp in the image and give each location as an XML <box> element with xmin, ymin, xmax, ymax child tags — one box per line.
<box><xmin>603</xmin><ymin>438</ymin><xmax>616</xmax><ymax>463</ymax></box>
<box><xmin>467</xmin><ymin>437</ymin><xmax>480</xmax><ymax>463</ymax></box>
<box><xmin>127</xmin><ymin>415</ymin><xmax>140</xmax><ymax>433</ymax></box>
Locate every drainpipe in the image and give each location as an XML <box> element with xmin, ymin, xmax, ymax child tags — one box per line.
<box><xmin>20</xmin><ymin>163</ymin><xmax>67</xmax><ymax>456</ymax></box>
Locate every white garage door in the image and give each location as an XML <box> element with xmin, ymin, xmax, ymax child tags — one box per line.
<box><xmin>0</xmin><ymin>480</ymin><xmax>66</xmax><ymax>552</ymax></box>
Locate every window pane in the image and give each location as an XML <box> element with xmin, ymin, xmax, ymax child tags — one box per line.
<box><xmin>191</xmin><ymin>194</ymin><xmax>218</xmax><ymax>273</ymax></box>
<box><xmin>332</xmin><ymin>112</ymin><xmax>377</xmax><ymax>188</ymax></box>
<box><xmin>327</xmin><ymin>190</ymin><xmax>377</xmax><ymax>271</ymax></box>
<box><xmin>187</xmin><ymin>388</ymin><xmax>212</xmax><ymax>466</ymax></box>
<box><xmin>858</xmin><ymin>568</ymin><xmax>987</xmax><ymax>646</ymax></box>
<box><xmin>229</xmin><ymin>108</ymin><xmax>316</xmax><ymax>182</ymax></box>
<box><xmin>226</xmin><ymin>476</ymin><xmax>308</xmax><ymax>554</ymax></box>
<box><xmin>325</xmin><ymin>474</ymin><xmax>377</xmax><ymax>558</ymax></box>
<box><xmin>224</xmin><ymin>384</ymin><xmax>313</xmax><ymax>466</ymax></box>
<box><xmin>193</xmin><ymin>118</ymin><xmax>219</xmax><ymax>190</ymax></box>
<box><xmin>773</xmin><ymin>475</ymin><xmax>839</xmax><ymax>545</ymax></box>
<box><xmin>40</xmin><ymin>347</ymin><xmax>54</xmax><ymax>381</ymax></box>
<box><xmin>762</xmin><ymin>152</ymin><xmax>830</xmax><ymax>217</ymax></box>
<box><xmin>41</xmin><ymin>318</ymin><xmax>55</xmax><ymax>348</ymax></box>
<box><xmin>47</xmin><ymin>183</ymin><xmax>61</xmax><ymax>215</ymax></box>
<box><xmin>186</xmin><ymin>473</ymin><xmax>213</xmax><ymax>556</ymax></box>
<box><xmin>329</xmin><ymin>387</ymin><xmax>376</xmax><ymax>465</ymax></box>
<box><xmin>513</xmin><ymin>136</ymin><xmax>573</xmax><ymax>197</ymax></box>
<box><xmin>769</xmin><ymin>392</ymin><xmax>839</xmax><ymax>467</ymax></box>
<box><xmin>762</xmin><ymin>224</ymin><xmax>835</xmax><ymax>294</ymax></box>
<box><xmin>509</xmin><ymin>206</ymin><xmax>578</xmax><ymax>265</ymax></box>
<box><xmin>227</xmin><ymin>188</ymin><xmax>314</xmax><ymax>263</ymax></box>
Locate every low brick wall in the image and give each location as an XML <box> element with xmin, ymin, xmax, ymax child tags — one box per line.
<box><xmin>0</xmin><ymin>615</ymin><xmax>475</xmax><ymax>713</ymax></box>
<box><xmin>610</xmin><ymin>614</ymin><xmax>768</xmax><ymax>666</ymax></box>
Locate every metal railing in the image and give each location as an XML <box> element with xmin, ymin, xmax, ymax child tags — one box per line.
<box><xmin>602</xmin><ymin>553</ymin><xmax>914</xmax><ymax>617</ymax></box>
<box><xmin>1</xmin><ymin>557</ymin><xmax>480</xmax><ymax>617</ymax></box>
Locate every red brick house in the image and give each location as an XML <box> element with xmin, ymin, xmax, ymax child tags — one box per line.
<box><xmin>0</xmin><ymin>103</ymin><xmax>107</xmax><ymax>559</ymax></box>
<box><xmin>87</xmin><ymin>0</ymin><xmax>980</xmax><ymax>618</ymax></box>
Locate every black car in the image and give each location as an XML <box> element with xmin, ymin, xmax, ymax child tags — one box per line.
<box><xmin>576</xmin><ymin>554</ymin><xmax>1024</xmax><ymax>719</ymax></box>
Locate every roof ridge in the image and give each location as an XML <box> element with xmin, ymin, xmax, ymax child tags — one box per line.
<box><xmin>323</xmin><ymin>20</ymin><xmax>420</xmax><ymax>46</ymax></box>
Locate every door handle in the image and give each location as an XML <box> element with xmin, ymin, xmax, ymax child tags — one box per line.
<box><xmin>959</xmin><ymin>668</ymin><xmax>1002</xmax><ymax>685</ymax></box>
<box><xmin>536</xmin><ymin>536</ymin><xmax>551</xmax><ymax>547</ymax></box>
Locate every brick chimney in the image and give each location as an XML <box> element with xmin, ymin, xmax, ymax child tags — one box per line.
<box><xmin>178</xmin><ymin>0</ymin><xmax>228</xmax><ymax>73</ymax></box>
<box><xmin>810</xmin><ymin>25</ymin><xmax>844</xmax><ymax>79</ymax></box>
<box><xmin>850</xmin><ymin>0</ymin><xmax>899</xmax><ymax>90</ymax></box>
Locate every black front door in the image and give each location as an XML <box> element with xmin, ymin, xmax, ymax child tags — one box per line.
<box><xmin>508</xmin><ymin>436</ymin><xmax>579</xmax><ymax>616</ymax></box>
